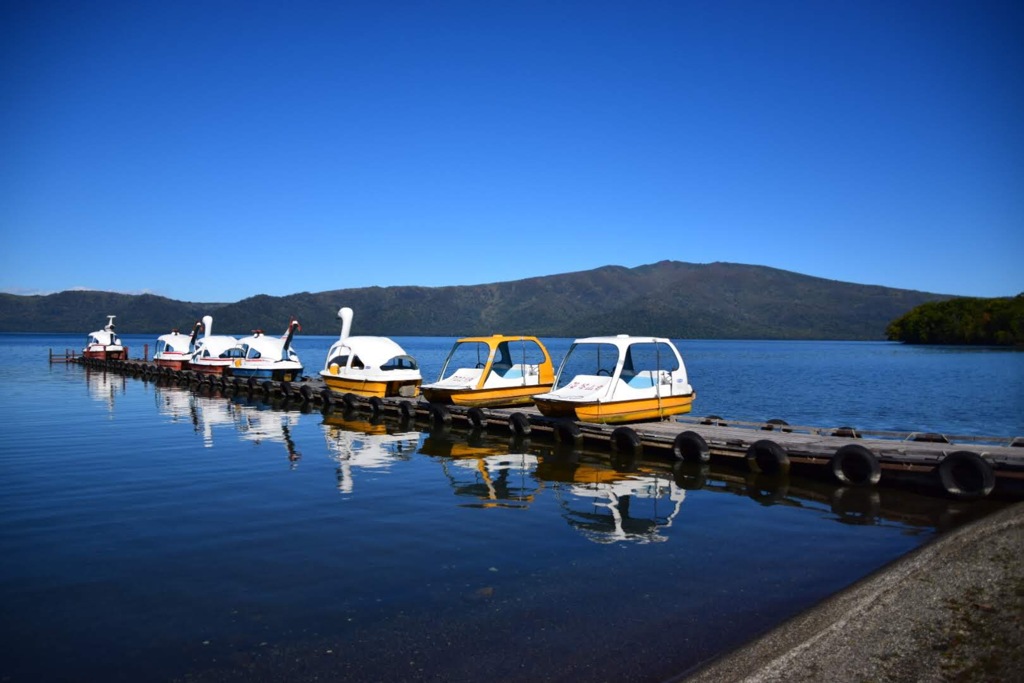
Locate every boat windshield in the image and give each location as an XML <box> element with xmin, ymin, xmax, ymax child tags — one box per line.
<box><xmin>618</xmin><ymin>342</ymin><xmax>680</xmax><ymax>384</ymax></box>
<box><xmin>437</xmin><ymin>341</ymin><xmax>491</xmax><ymax>380</ymax></box>
<box><xmin>554</xmin><ymin>343</ymin><xmax>620</xmax><ymax>389</ymax></box>
<box><xmin>438</xmin><ymin>339</ymin><xmax>546</xmax><ymax>381</ymax></box>
<box><xmin>381</xmin><ymin>355</ymin><xmax>418</xmax><ymax>371</ymax></box>
<box><xmin>491</xmin><ymin>340</ymin><xmax>547</xmax><ymax>377</ymax></box>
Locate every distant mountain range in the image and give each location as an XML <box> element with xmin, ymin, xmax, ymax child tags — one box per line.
<box><xmin>0</xmin><ymin>261</ymin><xmax>952</xmax><ymax>339</ymax></box>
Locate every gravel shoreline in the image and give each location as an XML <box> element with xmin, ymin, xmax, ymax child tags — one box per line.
<box><xmin>678</xmin><ymin>501</ymin><xmax>1024</xmax><ymax>682</ymax></box>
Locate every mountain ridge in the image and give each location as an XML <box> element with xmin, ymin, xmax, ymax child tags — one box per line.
<box><xmin>0</xmin><ymin>260</ymin><xmax>952</xmax><ymax>339</ymax></box>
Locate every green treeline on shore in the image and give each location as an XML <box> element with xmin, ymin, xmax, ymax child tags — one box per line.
<box><xmin>886</xmin><ymin>294</ymin><xmax>1024</xmax><ymax>346</ymax></box>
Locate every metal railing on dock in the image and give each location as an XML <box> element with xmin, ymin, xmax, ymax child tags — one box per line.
<box><xmin>48</xmin><ymin>349</ymin><xmax>78</xmax><ymax>364</ymax></box>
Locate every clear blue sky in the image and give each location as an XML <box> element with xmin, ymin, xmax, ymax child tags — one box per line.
<box><xmin>2</xmin><ymin>0</ymin><xmax>1022</xmax><ymax>302</ymax></box>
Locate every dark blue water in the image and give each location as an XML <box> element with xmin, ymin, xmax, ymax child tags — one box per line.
<box><xmin>2</xmin><ymin>334</ymin><xmax>1021</xmax><ymax>682</ymax></box>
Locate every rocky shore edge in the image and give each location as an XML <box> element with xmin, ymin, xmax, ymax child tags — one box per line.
<box><xmin>678</xmin><ymin>501</ymin><xmax>1024</xmax><ymax>682</ymax></box>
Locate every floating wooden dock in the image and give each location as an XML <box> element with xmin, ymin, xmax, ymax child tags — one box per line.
<box><xmin>70</xmin><ymin>356</ymin><xmax>1024</xmax><ymax>501</ymax></box>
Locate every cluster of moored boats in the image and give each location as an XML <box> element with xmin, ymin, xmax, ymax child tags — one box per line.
<box><xmin>83</xmin><ymin>308</ymin><xmax>697</xmax><ymax>424</ymax></box>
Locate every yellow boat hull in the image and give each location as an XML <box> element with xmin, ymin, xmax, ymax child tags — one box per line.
<box><xmin>422</xmin><ymin>384</ymin><xmax>554</xmax><ymax>408</ymax></box>
<box><xmin>534</xmin><ymin>393</ymin><xmax>695</xmax><ymax>424</ymax></box>
<box><xmin>323</xmin><ymin>375</ymin><xmax>421</xmax><ymax>399</ymax></box>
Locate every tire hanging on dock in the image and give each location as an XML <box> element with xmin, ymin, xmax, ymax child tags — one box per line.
<box><xmin>829</xmin><ymin>444</ymin><xmax>881</xmax><ymax>487</ymax></box>
<box><xmin>610</xmin><ymin>427</ymin><xmax>643</xmax><ymax>457</ymax></box>
<box><xmin>368</xmin><ymin>396</ymin><xmax>383</xmax><ymax>415</ymax></box>
<box><xmin>672</xmin><ymin>431</ymin><xmax>709</xmax><ymax>463</ymax></box>
<box><xmin>508</xmin><ymin>412</ymin><xmax>531</xmax><ymax>436</ymax></box>
<box><xmin>609</xmin><ymin>427</ymin><xmax>641</xmax><ymax>472</ymax></box>
<box><xmin>745</xmin><ymin>439</ymin><xmax>790</xmax><ymax>475</ymax></box>
<box><xmin>429</xmin><ymin>403</ymin><xmax>452</xmax><ymax>426</ymax></box>
<box><xmin>466</xmin><ymin>407</ymin><xmax>486</xmax><ymax>430</ymax></box>
<box><xmin>398</xmin><ymin>400</ymin><xmax>416</xmax><ymax>420</ymax></box>
<box><xmin>553</xmin><ymin>420</ymin><xmax>583</xmax><ymax>447</ymax></box>
<box><xmin>937</xmin><ymin>451</ymin><xmax>994</xmax><ymax>500</ymax></box>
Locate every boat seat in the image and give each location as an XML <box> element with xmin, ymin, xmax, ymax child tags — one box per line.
<box><xmin>625</xmin><ymin>371</ymin><xmax>665</xmax><ymax>389</ymax></box>
<box><xmin>497</xmin><ymin>363</ymin><xmax>537</xmax><ymax>380</ymax></box>
<box><xmin>482</xmin><ymin>364</ymin><xmax>540</xmax><ymax>388</ymax></box>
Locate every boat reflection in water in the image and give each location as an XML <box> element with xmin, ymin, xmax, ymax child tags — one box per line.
<box><xmin>421</xmin><ymin>428</ymin><xmax>543</xmax><ymax>509</ymax></box>
<box><xmin>321</xmin><ymin>412</ymin><xmax>421</xmax><ymax>494</ymax></box>
<box><xmin>556</xmin><ymin>463</ymin><xmax>685</xmax><ymax>544</ymax></box>
<box><xmin>155</xmin><ymin>386</ymin><xmax>238</xmax><ymax>448</ymax></box>
<box><xmin>153</xmin><ymin>384</ymin><xmax>303</xmax><ymax>464</ymax></box>
<box><xmin>84</xmin><ymin>367</ymin><xmax>126</xmax><ymax>414</ymax></box>
<box><xmin>420</xmin><ymin>426</ymin><xmax>687</xmax><ymax>541</ymax></box>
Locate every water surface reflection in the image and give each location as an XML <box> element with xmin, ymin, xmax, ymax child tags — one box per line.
<box><xmin>3</xmin><ymin>372</ymin><xmax>1006</xmax><ymax>683</ymax></box>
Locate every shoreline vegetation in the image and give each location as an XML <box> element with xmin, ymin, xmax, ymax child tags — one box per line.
<box><xmin>886</xmin><ymin>294</ymin><xmax>1024</xmax><ymax>346</ymax></box>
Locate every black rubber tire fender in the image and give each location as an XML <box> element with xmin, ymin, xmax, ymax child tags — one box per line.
<box><xmin>508</xmin><ymin>412</ymin><xmax>531</xmax><ymax>436</ymax></box>
<box><xmin>368</xmin><ymin>396</ymin><xmax>383</xmax><ymax>415</ymax></box>
<box><xmin>610</xmin><ymin>426</ymin><xmax>642</xmax><ymax>458</ymax></box>
<box><xmin>553</xmin><ymin>420</ymin><xmax>583</xmax><ymax>447</ymax></box>
<box><xmin>938</xmin><ymin>451</ymin><xmax>995</xmax><ymax>500</ymax></box>
<box><xmin>672</xmin><ymin>430</ymin><xmax>710</xmax><ymax>463</ymax></box>
<box><xmin>398</xmin><ymin>400</ymin><xmax>416</xmax><ymax>420</ymax></box>
<box><xmin>466</xmin><ymin>407</ymin><xmax>486</xmax><ymax>429</ymax></box>
<box><xmin>829</xmin><ymin>444</ymin><xmax>881</xmax><ymax>487</ymax></box>
<box><xmin>745</xmin><ymin>439</ymin><xmax>790</xmax><ymax>475</ymax></box>
<box><xmin>429</xmin><ymin>403</ymin><xmax>452</xmax><ymax>426</ymax></box>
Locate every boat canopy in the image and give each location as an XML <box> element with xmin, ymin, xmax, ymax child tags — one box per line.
<box><xmin>86</xmin><ymin>315</ymin><xmax>122</xmax><ymax>347</ymax></box>
<box><xmin>238</xmin><ymin>331</ymin><xmax>302</xmax><ymax>363</ymax></box>
<box><xmin>551</xmin><ymin>335</ymin><xmax>688</xmax><ymax>393</ymax></box>
<box><xmin>191</xmin><ymin>316</ymin><xmax>239</xmax><ymax>360</ymax></box>
<box><xmin>324</xmin><ymin>336</ymin><xmax>418</xmax><ymax>371</ymax></box>
<box><xmin>155</xmin><ymin>324</ymin><xmax>200</xmax><ymax>355</ymax></box>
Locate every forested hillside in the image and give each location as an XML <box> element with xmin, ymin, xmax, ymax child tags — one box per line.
<box><xmin>0</xmin><ymin>261</ymin><xmax>951</xmax><ymax>340</ymax></box>
<box><xmin>886</xmin><ymin>294</ymin><xmax>1024</xmax><ymax>345</ymax></box>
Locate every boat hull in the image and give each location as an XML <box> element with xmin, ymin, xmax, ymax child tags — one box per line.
<box><xmin>83</xmin><ymin>347</ymin><xmax>127</xmax><ymax>361</ymax></box>
<box><xmin>154</xmin><ymin>358</ymin><xmax>190</xmax><ymax>371</ymax></box>
<box><xmin>231</xmin><ymin>366</ymin><xmax>304</xmax><ymax>382</ymax></box>
<box><xmin>422</xmin><ymin>384</ymin><xmax>554</xmax><ymax>408</ymax></box>
<box><xmin>322</xmin><ymin>374</ymin><xmax>421</xmax><ymax>399</ymax></box>
<box><xmin>534</xmin><ymin>393</ymin><xmax>696</xmax><ymax>424</ymax></box>
<box><xmin>189</xmin><ymin>361</ymin><xmax>232</xmax><ymax>376</ymax></box>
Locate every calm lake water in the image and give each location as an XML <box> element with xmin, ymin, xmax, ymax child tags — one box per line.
<box><xmin>2</xmin><ymin>334</ymin><xmax>1022</xmax><ymax>682</ymax></box>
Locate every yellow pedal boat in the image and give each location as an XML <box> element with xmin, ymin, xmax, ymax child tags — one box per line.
<box><xmin>421</xmin><ymin>334</ymin><xmax>555</xmax><ymax>408</ymax></box>
<box><xmin>533</xmin><ymin>334</ymin><xmax>695</xmax><ymax>423</ymax></box>
<box><xmin>321</xmin><ymin>307</ymin><xmax>422</xmax><ymax>398</ymax></box>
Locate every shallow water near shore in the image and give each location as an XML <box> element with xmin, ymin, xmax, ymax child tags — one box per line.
<box><xmin>2</xmin><ymin>334</ymin><xmax>1021</xmax><ymax>681</ymax></box>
